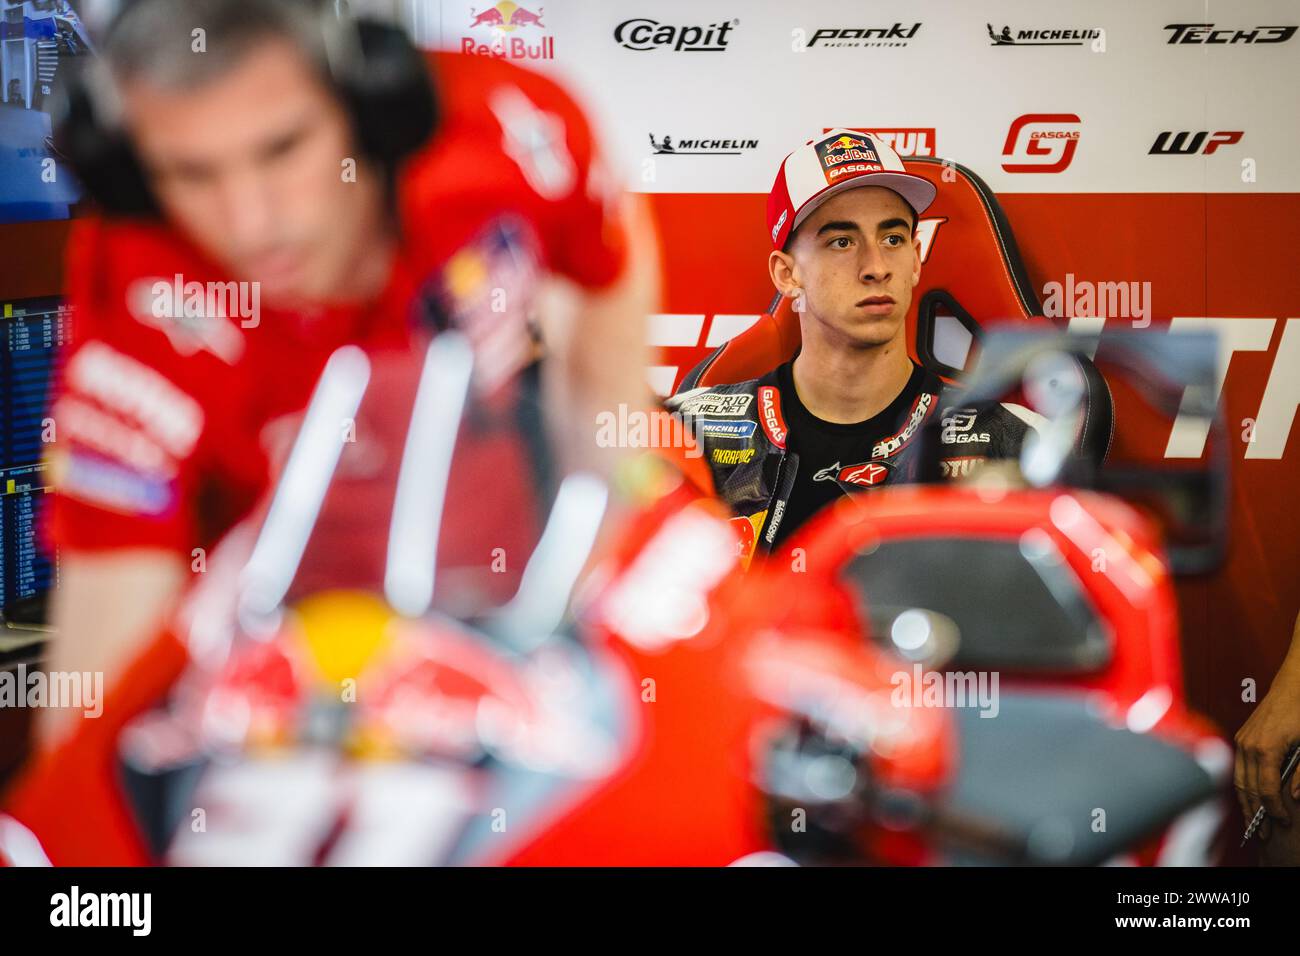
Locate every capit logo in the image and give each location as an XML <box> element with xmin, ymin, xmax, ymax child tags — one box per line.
<box><xmin>615</xmin><ymin>18</ymin><xmax>738</xmax><ymax>52</ymax></box>
<box><xmin>1001</xmin><ymin>113</ymin><xmax>1081</xmax><ymax>173</ymax></box>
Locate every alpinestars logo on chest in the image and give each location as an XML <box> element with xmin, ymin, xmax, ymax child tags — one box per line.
<box><xmin>813</xmin><ymin>460</ymin><xmax>891</xmax><ymax>486</ymax></box>
<box><xmin>872</xmin><ymin>392</ymin><xmax>934</xmax><ymax>458</ymax></box>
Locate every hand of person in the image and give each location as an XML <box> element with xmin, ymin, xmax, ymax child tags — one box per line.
<box><xmin>1234</xmin><ymin>634</ymin><xmax>1300</xmax><ymax>835</ymax></box>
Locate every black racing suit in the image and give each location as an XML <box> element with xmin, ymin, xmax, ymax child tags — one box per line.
<box><xmin>667</xmin><ymin>359</ymin><xmax>1044</xmax><ymax>564</ymax></box>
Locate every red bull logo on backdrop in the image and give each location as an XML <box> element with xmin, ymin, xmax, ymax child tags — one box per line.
<box><xmin>462</xmin><ymin>3</ymin><xmax>554</xmax><ymax>60</ymax></box>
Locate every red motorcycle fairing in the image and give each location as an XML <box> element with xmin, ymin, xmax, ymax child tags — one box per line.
<box><xmin>0</xmin><ymin>331</ymin><xmax>1230</xmax><ymax>867</ymax></box>
<box><xmin>751</xmin><ymin>484</ymin><xmax>1231</xmax><ymax>864</ymax></box>
<box><xmin>496</xmin><ymin>496</ymin><xmax>955</xmax><ymax>866</ymax></box>
<box><xmin>0</xmin><ymin>485</ymin><xmax>955</xmax><ymax>867</ymax></box>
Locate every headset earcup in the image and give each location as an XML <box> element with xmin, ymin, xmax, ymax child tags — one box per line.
<box><xmin>344</xmin><ymin>19</ymin><xmax>438</xmax><ymax>168</ymax></box>
<box><xmin>51</xmin><ymin>59</ymin><xmax>160</xmax><ymax>218</ymax></box>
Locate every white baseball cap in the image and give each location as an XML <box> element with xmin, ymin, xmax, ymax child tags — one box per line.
<box><xmin>767</xmin><ymin>128</ymin><xmax>937</xmax><ymax>248</ymax></box>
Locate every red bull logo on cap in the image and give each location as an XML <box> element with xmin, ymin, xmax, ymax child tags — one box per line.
<box><xmin>815</xmin><ymin>132</ymin><xmax>883</xmax><ymax>184</ymax></box>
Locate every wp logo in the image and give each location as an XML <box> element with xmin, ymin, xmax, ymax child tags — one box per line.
<box><xmin>1149</xmin><ymin>131</ymin><xmax>1243</xmax><ymax>155</ymax></box>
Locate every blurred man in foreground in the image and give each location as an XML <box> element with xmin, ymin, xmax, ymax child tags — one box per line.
<box><xmin>38</xmin><ymin>0</ymin><xmax>656</xmax><ymax>746</ymax></box>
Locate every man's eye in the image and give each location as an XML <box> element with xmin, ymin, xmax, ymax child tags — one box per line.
<box><xmin>262</xmin><ymin>130</ymin><xmax>307</xmax><ymax>164</ymax></box>
<box><xmin>829</xmin><ymin>236</ymin><xmax>852</xmax><ymax>249</ymax></box>
<box><xmin>884</xmin><ymin>234</ymin><xmax>906</xmax><ymax>247</ymax></box>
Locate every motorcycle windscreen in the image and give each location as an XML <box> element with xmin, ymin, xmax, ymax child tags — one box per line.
<box><xmin>950</xmin><ymin>326</ymin><xmax>1227</xmax><ymax>575</ymax></box>
<box><xmin>846</xmin><ymin>534</ymin><xmax>1112</xmax><ymax>673</ymax></box>
<box><xmin>1087</xmin><ymin>330</ymin><xmax>1227</xmax><ymax>575</ymax></box>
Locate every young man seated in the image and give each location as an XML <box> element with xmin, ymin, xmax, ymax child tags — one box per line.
<box><xmin>668</xmin><ymin>130</ymin><xmax>1042</xmax><ymax>563</ymax></box>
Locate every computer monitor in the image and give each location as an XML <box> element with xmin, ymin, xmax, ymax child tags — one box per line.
<box><xmin>1</xmin><ymin>294</ymin><xmax>67</xmax><ymax>634</ymax></box>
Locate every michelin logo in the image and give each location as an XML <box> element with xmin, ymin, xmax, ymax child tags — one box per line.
<box><xmin>698</xmin><ymin>419</ymin><xmax>757</xmax><ymax>439</ymax></box>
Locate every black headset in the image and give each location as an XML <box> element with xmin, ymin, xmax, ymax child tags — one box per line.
<box><xmin>54</xmin><ymin>0</ymin><xmax>438</xmax><ymax>218</ymax></box>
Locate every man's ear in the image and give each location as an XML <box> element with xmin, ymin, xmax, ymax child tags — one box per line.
<box><xmin>911</xmin><ymin>232</ymin><xmax>923</xmax><ymax>286</ymax></box>
<box><xmin>769</xmin><ymin>249</ymin><xmax>799</xmax><ymax>298</ymax></box>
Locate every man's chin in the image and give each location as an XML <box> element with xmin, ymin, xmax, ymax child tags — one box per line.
<box><xmin>254</xmin><ymin>278</ymin><xmax>305</xmax><ymax>308</ymax></box>
<box><xmin>839</xmin><ymin>313</ymin><xmax>905</xmax><ymax>349</ymax></box>
<box><xmin>242</xmin><ymin>268</ymin><xmax>319</xmax><ymax>309</ymax></box>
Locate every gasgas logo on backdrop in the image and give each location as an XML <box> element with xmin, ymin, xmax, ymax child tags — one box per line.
<box><xmin>1001</xmin><ymin>113</ymin><xmax>1082</xmax><ymax>173</ymax></box>
<box><xmin>461</xmin><ymin>2</ymin><xmax>553</xmax><ymax>60</ymax></box>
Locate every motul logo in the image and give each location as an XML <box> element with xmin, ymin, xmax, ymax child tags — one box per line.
<box><xmin>1149</xmin><ymin>131</ymin><xmax>1243</xmax><ymax>155</ymax></box>
<box><xmin>1002</xmin><ymin>113</ymin><xmax>1082</xmax><ymax>173</ymax></box>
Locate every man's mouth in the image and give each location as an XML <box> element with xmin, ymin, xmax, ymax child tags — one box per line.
<box><xmin>856</xmin><ymin>295</ymin><xmax>896</xmax><ymax>314</ymax></box>
<box><xmin>248</xmin><ymin>248</ymin><xmax>306</xmax><ymax>291</ymax></box>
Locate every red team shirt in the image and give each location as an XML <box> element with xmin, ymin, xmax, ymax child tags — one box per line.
<box><xmin>45</xmin><ymin>51</ymin><xmax>630</xmax><ymax>559</ymax></box>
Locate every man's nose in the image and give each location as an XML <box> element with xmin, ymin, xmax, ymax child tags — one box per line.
<box><xmin>214</xmin><ymin>168</ymin><xmax>277</xmax><ymax>251</ymax></box>
<box><xmin>859</xmin><ymin>243</ymin><xmax>891</xmax><ymax>283</ymax></box>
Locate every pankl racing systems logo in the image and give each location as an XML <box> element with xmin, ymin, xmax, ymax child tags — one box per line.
<box><xmin>462</xmin><ymin>3</ymin><xmax>553</xmax><ymax>60</ymax></box>
<box><xmin>829</xmin><ymin>127</ymin><xmax>937</xmax><ymax>157</ymax></box>
<box><xmin>1001</xmin><ymin>113</ymin><xmax>1081</xmax><ymax>173</ymax></box>
<box><xmin>816</xmin><ymin>132</ymin><xmax>884</xmax><ymax>185</ymax></box>
<box><xmin>804</xmin><ymin>24</ymin><xmax>922</xmax><ymax>48</ymax></box>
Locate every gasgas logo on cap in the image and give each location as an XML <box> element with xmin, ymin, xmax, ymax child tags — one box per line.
<box><xmin>816</xmin><ymin>133</ymin><xmax>883</xmax><ymax>184</ymax></box>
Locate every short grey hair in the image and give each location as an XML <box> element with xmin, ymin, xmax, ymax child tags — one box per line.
<box><xmin>102</xmin><ymin>0</ymin><xmax>336</xmax><ymax>90</ymax></box>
